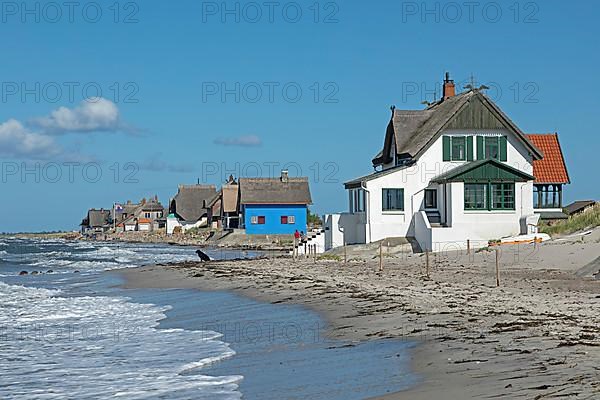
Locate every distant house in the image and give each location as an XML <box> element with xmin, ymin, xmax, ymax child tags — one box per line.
<box><xmin>239</xmin><ymin>171</ymin><xmax>312</xmax><ymax>235</ymax></box>
<box><xmin>205</xmin><ymin>192</ymin><xmax>222</xmax><ymax>229</ymax></box>
<box><xmin>114</xmin><ymin>196</ymin><xmax>166</xmax><ymax>232</ymax></box>
<box><xmin>80</xmin><ymin>209</ymin><xmax>112</xmax><ymax>234</ymax></box>
<box><xmin>123</xmin><ymin>219</ymin><xmax>137</xmax><ymax>232</ymax></box>
<box><xmin>526</xmin><ymin>134</ymin><xmax>570</xmax><ymax>221</ymax></box>
<box><xmin>221</xmin><ymin>175</ymin><xmax>240</xmax><ymax>229</ymax></box>
<box><xmin>140</xmin><ymin>197</ymin><xmax>166</xmax><ymax>230</ymax></box>
<box><xmin>564</xmin><ymin>200</ymin><xmax>597</xmax><ymax>216</ymax></box>
<box><xmin>137</xmin><ymin>218</ymin><xmax>152</xmax><ymax>231</ymax></box>
<box><xmin>167</xmin><ymin>185</ymin><xmax>217</xmax><ymax>234</ymax></box>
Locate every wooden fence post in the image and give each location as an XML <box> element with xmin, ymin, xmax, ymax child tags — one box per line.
<box><xmin>425</xmin><ymin>250</ymin><xmax>430</xmax><ymax>279</ymax></box>
<box><xmin>467</xmin><ymin>239</ymin><xmax>470</xmax><ymax>255</ymax></box>
<box><xmin>495</xmin><ymin>248</ymin><xmax>500</xmax><ymax>287</ymax></box>
<box><xmin>379</xmin><ymin>241</ymin><xmax>383</xmax><ymax>272</ymax></box>
<box><xmin>344</xmin><ymin>243</ymin><xmax>347</xmax><ymax>265</ymax></box>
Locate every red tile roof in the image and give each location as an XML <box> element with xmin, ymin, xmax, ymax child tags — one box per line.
<box><xmin>137</xmin><ymin>218</ymin><xmax>152</xmax><ymax>224</ymax></box>
<box><xmin>526</xmin><ymin>134</ymin><xmax>570</xmax><ymax>184</ymax></box>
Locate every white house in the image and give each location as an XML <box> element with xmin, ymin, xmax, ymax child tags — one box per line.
<box><xmin>329</xmin><ymin>74</ymin><xmax>548</xmax><ymax>252</ymax></box>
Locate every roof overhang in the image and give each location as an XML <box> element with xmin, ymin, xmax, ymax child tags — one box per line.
<box><xmin>431</xmin><ymin>159</ymin><xmax>535</xmax><ymax>184</ymax></box>
<box><xmin>536</xmin><ymin>211</ymin><xmax>569</xmax><ymax>220</ymax></box>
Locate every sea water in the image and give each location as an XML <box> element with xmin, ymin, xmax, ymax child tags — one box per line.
<box><xmin>0</xmin><ymin>238</ymin><xmax>417</xmax><ymax>399</ymax></box>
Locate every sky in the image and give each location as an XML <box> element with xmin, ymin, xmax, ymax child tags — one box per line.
<box><xmin>1</xmin><ymin>0</ymin><xmax>598</xmax><ymax>232</ymax></box>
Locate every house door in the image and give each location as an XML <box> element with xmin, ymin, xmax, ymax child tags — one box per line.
<box><xmin>424</xmin><ymin>189</ymin><xmax>442</xmax><ymax>225</ymax></box>
<box><xmin>425</xmin><ymin>189</ymin><xmax>438</xmax><ymax>209</ymax></box>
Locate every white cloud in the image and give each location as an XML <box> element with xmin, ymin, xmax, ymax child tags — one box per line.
<box><xmin>213</xmin><ymin>134</ymin><xmax>262</xmax><ymax>147</ymax></box>
<box><xmin>0</xmin><ymin>119</ymin><xmax>62</xmax><ymax>160</ymax></box>
<box><xmin>139</xmin><ymin>153</ymin><xmax>195</xmax><ymax>173</ymax></box>
<box><xmin>30</xmin><ymin>98</ymin><xmax>126</xmax><ymax>134</ymax></box>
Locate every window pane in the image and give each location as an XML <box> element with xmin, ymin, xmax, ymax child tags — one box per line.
<box><xmin>464</xmin><ymin>184</ymin><xmax>487</xmax><ymax>209</ymax></box>
<box><xmin>451</xmin><ymin>137</ymin><xmax>466</xmax><ymax>161</ymax></box>
<box><xmin>258</xmin><ymin>216</ymin><xmax>265</xmax><ymax>224</ymax></box>
<box><xmin>485</xmin><ymin>137</ymin><xmax>499</xmax><ymax>159</ymax></box>
<box><xmin>382</xmin><ymin>189</ymin><xmax>404</xmax><ymax>211</ymax></box>
<box><xmin>491</xmin><ymin>183</ymin><xmax>514</xmax><ymax>209</ymax></box>
<box><xmin>281</xmin><ymin>216</ymin><xmax>288</xmax><ymax>224</ymax></box>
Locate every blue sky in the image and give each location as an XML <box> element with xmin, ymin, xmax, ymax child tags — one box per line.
<box><xmin>1</xmin><ymin>0</ymin><xmax>598</xmax><ymax>232</ymax></box>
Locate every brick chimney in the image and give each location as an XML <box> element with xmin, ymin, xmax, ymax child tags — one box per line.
<box><xmin>442</xmin><ymin>72</ymin><xmax>455</xmax><ymax>100</ymax></box>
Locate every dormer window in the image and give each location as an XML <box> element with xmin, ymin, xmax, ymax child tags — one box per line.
<box><xmin>443</xmin><ymin>136</ymin><xmax>473</xmax><ymax>161</ymax></box>
<box><xmin>485</xmin><ymin>137</ymin><xmax>499</xmax><ymax>159</ymax></box>
<box><xmin>451</xmin><ymin>137</ymin><xmax>466</xmax><ymax>160</ymax></box>
<box><xmin>477</xmin><ymin>136</ymin><xmax>508</xmax><ymax>161</ymax></box>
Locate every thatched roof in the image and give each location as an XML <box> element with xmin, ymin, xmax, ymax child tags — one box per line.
<box><xmin>171</xmin><ymin>185</ymin><xmax>217</xmax><ymax>222</ymax></box>
<box><xmin>373</xmin><ymin>90</ymin><xmax>542</xmax><ymax>166</ymax></box>
<box><xmin>239</xmin><ymin>177</ymin><xmax>311</xmax><ymax>205</ymax></box>
<box><xmin>84</xmin><ymin>209</ymin><xmax>111</xmax><ymax>227</ymax></box>
<box><xmin>222</xmin><ymin>184</ymin><xmax>239</xmax><ymax>213</ymax></box>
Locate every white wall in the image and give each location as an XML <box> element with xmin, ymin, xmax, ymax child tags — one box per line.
<box><xmin>138</xmin><ymin>224</ymin><xmax>151</xmax><ymax>232</ymax></box>
<box><xmin>324</xmin><ymin>214</ymin><xmax>345</xmax><ymax>250</ymax></box>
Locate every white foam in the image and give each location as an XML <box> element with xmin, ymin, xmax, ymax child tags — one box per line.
<box><xmin>0</xmin><ymin>281</ymin><xmax>243</xmax><ymax>399</ymax></box>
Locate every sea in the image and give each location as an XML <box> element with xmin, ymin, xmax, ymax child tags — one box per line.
<box><xmin>0</xmin><ymin>237</ymin><xmax>417</xmax><ymax>399</ymax></box>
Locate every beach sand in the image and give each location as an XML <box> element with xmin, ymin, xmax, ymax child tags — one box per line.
<box><xmin>120</xmin><ymin>233</ymin><xmax>600</xmax><ymax>399</ymax></box>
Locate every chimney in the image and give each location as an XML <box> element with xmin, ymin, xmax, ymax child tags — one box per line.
<box><xmin>280</xmin><ymin>170</ymin><xmax>289</xmax><ymax>183</ymax></box>
<box><xmin>442</xmin><ymin>72</ymin><xmax>455</xmax><ymax>100</ymax></box>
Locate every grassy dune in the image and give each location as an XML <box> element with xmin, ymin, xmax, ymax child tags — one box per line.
<box><xmin>540</xmin><ymin>203</ymin><xmax>600</xmax><ymax>235</ymax></box>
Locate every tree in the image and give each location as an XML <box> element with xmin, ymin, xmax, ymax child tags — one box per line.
<box><xmin>307</xmin><ymin>208</ymin><xmax>322</xmax><ymax>227</ymax></box>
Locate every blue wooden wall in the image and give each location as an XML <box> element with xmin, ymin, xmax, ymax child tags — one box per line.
<box><xmin>244</xmin><ymin>204</ymin><xmax>307</xmax><ymax>235</ymax></box>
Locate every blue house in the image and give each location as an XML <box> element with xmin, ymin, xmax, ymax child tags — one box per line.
<box><xmin>239</xmin><ymin>172</ymin><xmax>312</xmax><ymax>235</ymax></box>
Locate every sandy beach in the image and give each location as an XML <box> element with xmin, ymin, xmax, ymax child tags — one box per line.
<box><xmin>120</xmin><ymin>230</ymin><xmax>600</xmax><ymax>399</ymax></box>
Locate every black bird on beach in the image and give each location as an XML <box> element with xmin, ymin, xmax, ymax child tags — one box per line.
<box><xmin>195</xmin><ymin>249</ymin><xmax>211</xmax><ymax>262</ymax></box>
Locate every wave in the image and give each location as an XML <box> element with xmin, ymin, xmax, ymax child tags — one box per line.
<box><xmin>0</xmin><ymin>281</ymin><xmax>242</xmax><ymax>399</ymax></box>
<box><xmin>178</xmin><ymin>350</ymin><xmax>237</xmax><ymax>374</ymax></box>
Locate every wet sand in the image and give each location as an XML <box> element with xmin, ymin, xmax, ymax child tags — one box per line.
<box><xmin>120</xmin><ymin>236</ymin><xmax>600</xmax><ymax>399</ymax></box>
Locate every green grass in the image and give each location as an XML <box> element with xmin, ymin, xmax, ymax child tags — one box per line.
<box><xmin>539</xmin><ymin>203</ymin><xmax>600</xmax><ymax>236</ymax></box>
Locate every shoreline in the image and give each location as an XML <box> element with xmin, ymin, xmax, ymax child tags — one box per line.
<box><xmin>4</xmin><ymin>231</ymin><xmax>293</xmax><ymax>253</ymax></box>
<box><xmin>117</xmin><ymin>238</ymin><xmax>600</xmax><ymax>399</ymax></box>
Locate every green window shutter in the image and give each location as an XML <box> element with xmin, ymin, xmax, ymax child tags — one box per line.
<box><xmin>466</xmin><ymin>136</ymin><xmax>474</xmax><ymax>161</ymax></box>
<box><xmin>476</xmin><ymin>136</ymin><xmax>484</xmax><ymax>160</ymax></box>
<box><xmin>442</xmin><ymin>136</ymin><xmax>451</xmax><ymax>161</ymax></box>
<box><xmin>499</xmin><ymin>136</ymin><xmax>508</xmax><ymax>161</ymax></box>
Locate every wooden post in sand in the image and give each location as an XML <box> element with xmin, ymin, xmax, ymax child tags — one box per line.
<box><xmin>467</xmin><ymin>239</ymin><xmax>470</xmax><ymax>255</ymax></box>
<box><xmin>425</xmin><ymin>250</ymin><xmax>430</xmax><ymax>279</ymax></box>
<box><xmin>344</xmin><ymin>242</ymin><xmax>347</xmax><ymax>265</ymax></box>
<box><xmin>313</xmin><ymin>244</ymin><xmax>317</xmax><ymax>264</ymax></box>
<box><xmin>495</xmin><ymin>248</ymin><xmax>500</xmax><ymax>287</ymax></box>
<box><xmin>379</xmin><ymin>241</ymin><xmax>383</xmax><ymax>272</ymax></box>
